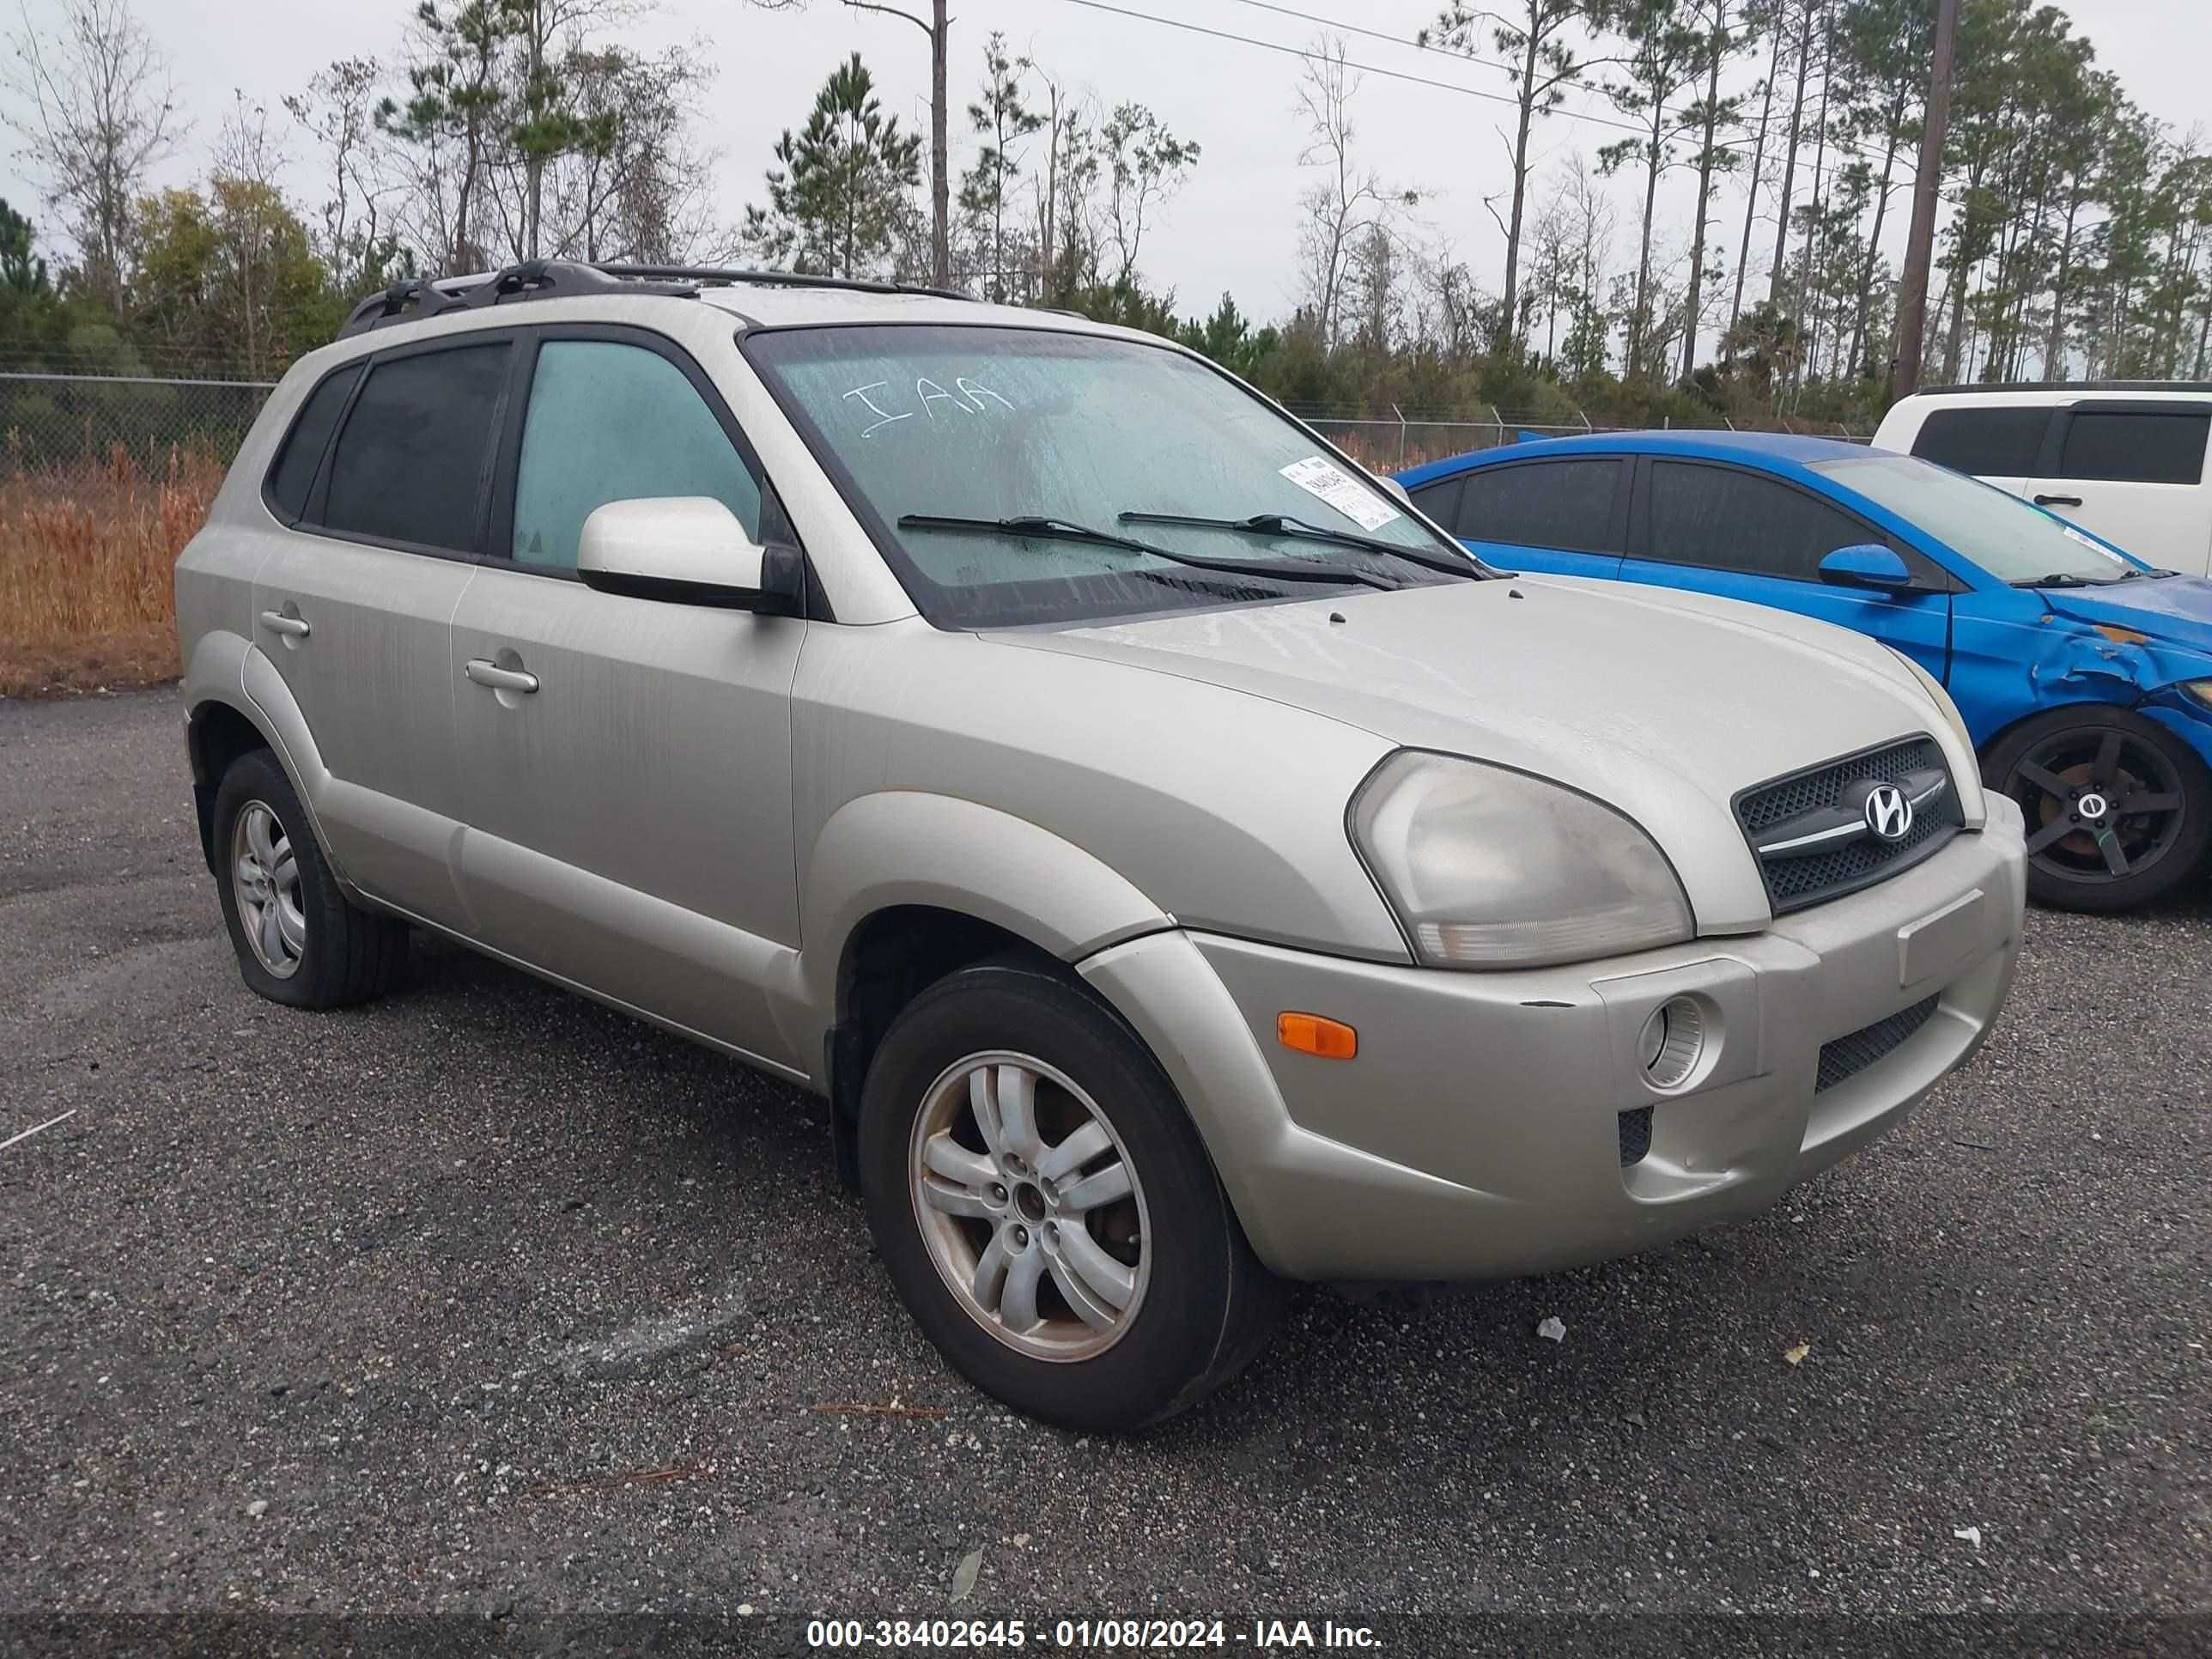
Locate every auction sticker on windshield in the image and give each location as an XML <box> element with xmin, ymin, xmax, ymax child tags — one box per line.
<box><xmin>1280</xmin><ymin>455</ymin><xmax>1401</xmax><ymax>532</ymax></box>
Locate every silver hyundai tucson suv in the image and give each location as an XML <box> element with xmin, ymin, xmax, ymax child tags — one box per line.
<box><xmin>176</xmin><ymin>261</ymin><xmax>2027</xmax><ymax>1431</ymax></box>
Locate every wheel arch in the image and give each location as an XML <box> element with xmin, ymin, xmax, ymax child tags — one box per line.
<box><xmin>799</xmin><ymin>793</ymin><xmax>1176</xmax><ymax>1186</ymax></box>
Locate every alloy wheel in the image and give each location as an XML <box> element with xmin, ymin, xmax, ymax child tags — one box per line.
<box><xmin>230</xmin><ymin>800</ymin><xmax>306</xmax><ymax>978</ymax></box>
<box><xmin>908</xmin><ymin>1050</ymin><xmax>1151</xmax><ymax>1362</ymax></box>
<box><xmin>2009</xmin><ymin>726</ymin><xmax>2185</xmax><ymax>885</ymax></box>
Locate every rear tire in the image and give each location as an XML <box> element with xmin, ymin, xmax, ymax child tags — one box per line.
<box><xmin>1984</xmin><ymin>704</ymin><xmax>2211</xmax><ymax>913</ymax></box>
<box><xmin>860</xmin><ymin>958</ymin><xmax>1284</xmax><ymax>1431</ymax></box>
<box><xmin>212</xmin><ymin>747</ymin><xmax>408</xmax><ymax>1007</ymax></box>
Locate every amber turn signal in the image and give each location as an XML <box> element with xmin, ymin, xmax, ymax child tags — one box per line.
<box><xmin>1277</xmin><ymin>1012</ymin><xmax>1358</xmax><ymax>1060</ymax></box>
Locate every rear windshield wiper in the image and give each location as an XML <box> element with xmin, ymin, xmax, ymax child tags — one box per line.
<box><xmin>896</xmin><ymin>514</ymin><xmax>1404</xmax><ymax>591</ymax></box>
<box><xmin>1119</xmin><ymin>510</ymin><xmax>1485</xmax><ymax>580</ymax></box>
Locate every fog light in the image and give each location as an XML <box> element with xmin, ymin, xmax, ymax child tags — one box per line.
<box><xmin>1637</xmin><ymin>996</ymin><xmax>1705</xmax><ymax>1090</ymax></box>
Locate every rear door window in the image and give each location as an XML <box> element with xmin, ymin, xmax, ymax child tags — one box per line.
<box><xmin>1909</xmin><ymin>406</ymin><xmax>2050</xmax><ymax>476</ymax></box>
<box><xmin>1644</xmin><ymin>461</ymin><xmax>1897</xmax><ymax>581</ymax></box>
<box><xmin>2056</xmin><ymin>410</ymin><xmax>2211</xmax><ymax>484</ymax></box>
<box><xmin>320</xmin><ymin>342</ymin><xmax>512</xmax><ymax>552</ymax></box>
<box><xmin>1453</xmin><ymin>459</ymin><xmax>1623</xmax><ymax>552</ymax></box>
<box><xmin>265</xmin><ymin>363</ymin><xmax>362</xmax><ymax>523</ymax></box>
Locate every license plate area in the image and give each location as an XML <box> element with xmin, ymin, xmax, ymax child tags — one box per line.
<box><xmin>1897</xmin><ymin>888</ymin><xmax>1985</xmax><ymax>989</ymax></box>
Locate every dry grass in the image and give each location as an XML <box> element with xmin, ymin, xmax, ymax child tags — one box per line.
<box><xmin>0</xmin><ymin>446</ymin><xmax>222</xmax><ymax>697</ymax></box>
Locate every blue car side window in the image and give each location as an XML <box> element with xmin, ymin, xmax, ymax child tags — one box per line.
<box><xmin>1646</xmin><ymin>461</ymin><xmax>1907</xmax><ymax>583</ymax></box>
<box><xmin>1453</xmin><ymin>459</ymin><xmax>1622</xmax><ymax>552</ymax></box>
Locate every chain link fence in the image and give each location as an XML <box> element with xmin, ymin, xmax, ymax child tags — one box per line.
<box><xmin>0</xmin><ymin>369</ymin><xmax>1878</xmax><ymax>478</ymax></box>
<box><xmin>0</xmin><ymin>371</ymin><xmax>279</xmax><ymax>471</ymax></box>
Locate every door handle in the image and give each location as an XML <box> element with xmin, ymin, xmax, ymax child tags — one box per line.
<box><xmin>464</xmin><ymin>658</ymin><xmax>540</xmax><ymax>694</ymax></box>
<box><xmin>258</xmin><ymin>610</ymin><xmax>310</xmax><ymax>639</ymax></box>
<box><xmin>2033</xmin><ymin>494</ymin><xmax>2083</xmax><ymax>507</ymax></box>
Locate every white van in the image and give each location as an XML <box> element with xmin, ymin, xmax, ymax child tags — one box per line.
<box><xmin>1872</xmin><ymin>385</ymin><xmax>2212</xmax><ymax>574</ymax></box>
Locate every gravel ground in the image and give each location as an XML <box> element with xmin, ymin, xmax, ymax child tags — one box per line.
<box><xmin>1</xmin><ymin>691</ymin><xmax>2205</xmax><ymax>1648</ymax></box>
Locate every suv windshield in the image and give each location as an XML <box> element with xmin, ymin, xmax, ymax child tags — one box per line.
<box><xmin>745</xmin><ymin>324</ymin><xmax>1474</xmax><ymax>626</ymax></box>
<box><xmin>1809</xmin><ymin>453</ymin><xmax>2138</xmax><ymax>585</ymax></box>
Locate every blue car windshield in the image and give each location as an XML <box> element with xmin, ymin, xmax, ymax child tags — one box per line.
<box><xmin>744</xmin><ymin>324</ymin><xmax>1470</xmax><ymax>627</ymax></box>
<box><xmin>1809</xmin><ymin>453</ymin><xmax>2136</xmax><ymax>586</ymax></box>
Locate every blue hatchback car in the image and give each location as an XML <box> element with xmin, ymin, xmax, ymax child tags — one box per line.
<box><xmin>1398</xmin><ymin>430</ymin><xmax>2212</xmax><ymax>912</ymax></box>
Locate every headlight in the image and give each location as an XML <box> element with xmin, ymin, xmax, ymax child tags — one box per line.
<box><xmin>1349</xmin><ymin>751</ymin><xmax>1693</xmax><ymax>969</ymax></box>
<box><xmin>1887</xmin><ymin>647</ymin><xmax>1972</xmax><ymax>756</ymax></box>
<box><xmin>2182</xmin><ymin>680</ymin><xmax>2212</xmax><ymax>711</ymax></box>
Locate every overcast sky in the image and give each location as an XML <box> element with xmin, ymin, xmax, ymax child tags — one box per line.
<box><xmin>2</xmin><ymin>0</ymin><xmax>2199</xmax><ymax>331</ymax></box>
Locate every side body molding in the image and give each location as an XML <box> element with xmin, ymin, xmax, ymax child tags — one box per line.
<box><xmin>782</xmin><ymin>791</ymin><xmax>1175</xmax><ymax>1059</ymax></box>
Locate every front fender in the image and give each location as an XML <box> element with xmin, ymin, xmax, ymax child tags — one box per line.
<box><xmin>788</xmin><ymin>791</ymin><xmax>1173</xmax><ymax>1050</ymax></box>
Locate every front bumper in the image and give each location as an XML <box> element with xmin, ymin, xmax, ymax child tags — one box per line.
<box><xmin>1080</xmin><ymin>799</ymin><xmax>2027</xmax><ymax>1281</ymax></box>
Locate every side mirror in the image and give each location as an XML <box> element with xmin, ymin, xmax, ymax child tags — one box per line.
<box><xmin>1818</xmin><ymin>543</ymin><xmax>1920</xmax><ymax>594</ymax></box>
<box><xmin>577</xmin><ymin>496</ymin><xmax>800</xmax><ymax>614</ymax></box>
<box><xmin>1376</xmin><ymin>474</ymin><xmax>1413</xmax><ymax>508</ymax></box>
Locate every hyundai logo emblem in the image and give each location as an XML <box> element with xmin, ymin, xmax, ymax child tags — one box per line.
<box><xmin>1863</xmin><ymin>783</ymin><xmax>1913</xmax><ymax>842</ymax></box>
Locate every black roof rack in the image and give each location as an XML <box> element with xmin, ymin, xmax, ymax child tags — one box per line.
<box><xmin>337</xmin><ymin>258</ymin><xmax>971</xmax><ymax>338</ymax></box>
<box><xmin>1908</xmin><ymin>380</ymin><xmax>2212</xmax><ymax>396</ymax></box>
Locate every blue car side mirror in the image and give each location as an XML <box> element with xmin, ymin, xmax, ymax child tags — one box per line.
<box><xmin>1819</xmin><ymin>543</ymin><xmax>1919</xmax><ymax>593</ymax></box>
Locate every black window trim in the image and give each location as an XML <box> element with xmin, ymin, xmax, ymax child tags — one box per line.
<box><xmin>1445</xmin><ymin>453</ymin><xmax>1632</xmax><ymax>556</ymax></box>
<box><xmin>262</xmin><ymin>320</ymin><xmax>828</xmax><ymax>616</ymax></box>
<box><xmin>283</xmin><ymin>328</ymin><xmax>525</xmax><ymax>567</ymax></box>
<box><xmin>2039</xmin><ymin>402</ymin><xmax>2212</xmax><ymax>484</ymax></box>
<box><xmin>1626</xmin><ymin>454</ymin><xmax>1959</xmax><ymax>592</ymax></box>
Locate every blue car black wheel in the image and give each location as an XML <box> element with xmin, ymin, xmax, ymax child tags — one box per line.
<box><xmin>1989</xmin><ymin>706</ymin><xmax>2212</xmax><ymax>913</ymax></box>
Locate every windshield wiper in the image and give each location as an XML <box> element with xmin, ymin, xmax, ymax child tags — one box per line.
<box><xmin>2118</xmin><ymin>565</ymin><xmax>2179</xmax><ymax>580</ymax></box>
<box><xmin>1119</xmin><ymin>510</ymin><xmax>1485</xmax><ymax>580</ymax></box>
<box><xmin>2008</xmin><ymin>572</ymin><xmax>2120</xmax><ymax>588</ymax></box>
<box><xmin>896</xmin><ymin>514</ymin><xmax>1403</xmax><ymax>591</ymax></box>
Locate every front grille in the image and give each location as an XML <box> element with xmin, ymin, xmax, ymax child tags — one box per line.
<box><xmin>1618</xmin><ymin>1105</ymin><xmax>1654</xmax><ymax>1166</ymax></box>
<box><xmin>1735</xmin><ymin>735</ymin><xmax>1963</xmax><ymax>913</ymax></box>
<box><xmin>1815</xmin><ymin>996</ymin><xmax>1940</xmax><ymax>1093</ymax></box>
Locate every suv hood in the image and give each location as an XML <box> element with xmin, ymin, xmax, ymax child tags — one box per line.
<box><xmin>996</xmin><ymin>574</ymin><xmax>1980</xmax><ymax>934</ymax></box>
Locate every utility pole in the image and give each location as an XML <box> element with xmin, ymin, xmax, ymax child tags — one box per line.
<box><xmin>847</xmin><ymin>0</ymin><xmax>951</xmax><ymax>289</ymax></box>
<box><xmin>1891</xmin><ymin>0</ymin><xmax>1958</xmax><ymax>402</ymax></box>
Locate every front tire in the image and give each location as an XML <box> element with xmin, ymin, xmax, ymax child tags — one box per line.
<box><xmin>1985</xmin><ymin>704</ymin><xmax>2212</xmax><ymax>912</ymax></box>
<box><xmin>212</xmin><ymin>747</ymin><xmax>408</xmax><ymax>1007</ymax></box>
<box><xmin>860</xmin><ymin>959</ymin><xmax>1284</xmax><ymax>1431</ymax></box>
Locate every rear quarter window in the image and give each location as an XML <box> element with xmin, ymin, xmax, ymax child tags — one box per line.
<box><xmin>1909</xmin><ymin>406</ymin><xmax>2051</xmax><ymax>476</ymax></box>
<box><xmin>264</xmin><ymin>363</ymin><xmax>362</xmax><ymax>523</ymax></box>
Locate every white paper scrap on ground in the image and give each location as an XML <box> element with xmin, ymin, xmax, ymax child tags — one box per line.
<box><xmin>1954</xmin><ymin>1525</ymin><xmax>1982</xmax><ymax>1548</ymax></box>
<box><xmin>1536</xmin><ymin>1316</ymin><xmax>1566</xmax><ymax>1343</ymax></box>
<box><xmin>1279</xmin><ymin>454</ymin><xmax>1403</xmax><ymax>532</ymax></box>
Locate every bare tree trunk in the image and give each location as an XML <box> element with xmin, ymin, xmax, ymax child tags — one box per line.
<box><xmin>1730</xmin><ymin>17</ymin><xmax>1782</xmax><ymax>336</ymax></box>
<box><xmin>1499</xmin><ymin>26</ymin><xmax>1539</xmax><ymax>352</ymax></box>
<box><xmin>1680</xmin><ymin>0</ymin><xmax>1726</xmax><ymax>381</ymax></box>
<box><xmin>1891</xmin><ymin>0</ymin><xmax>1957</xmax><ymax>399</ymax></box>
<box><xmin>929</xmin><ymin>0</ymin><xmax>949</xmax><ymax>287</ymax></box>
<box><xmin>1847</xmin><ymin>119</ymin><xmax>1900</xmax><ymax>380</ymax></box>
<box><xmin>1630</xmin><ymin>117</ymin><xmax>1662</xmax><ymax>378</ymax></box>
<box><xmin>1767</xmin><ymin>0</ymin><xmax>1815</xmax><ymax>310</ymax></box>
<box><xmin>1790</xmin><ymin>1</ymin><xmax>1834</xmax><ymax>383</ymax></box>
<box><xmin>2042</xmin><ymin>192</ymin><xmax>2080</xmax><ymax>378</ymax></box>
